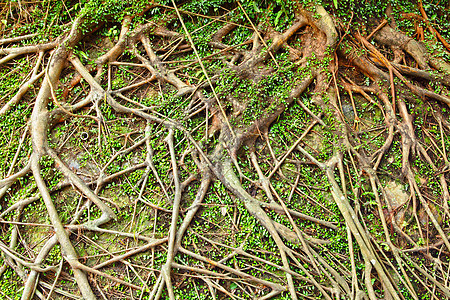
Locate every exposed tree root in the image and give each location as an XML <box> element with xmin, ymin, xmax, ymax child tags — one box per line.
<box><xmin>1</xmin><ymin>1</ymin><xmax>450</xmax><ymax>299</ymax></box>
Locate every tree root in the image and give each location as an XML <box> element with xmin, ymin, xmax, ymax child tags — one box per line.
<box><xmin>2</xmin><ymin>1</ymin><xmax>450</xmax><ymax>299</ymax></box>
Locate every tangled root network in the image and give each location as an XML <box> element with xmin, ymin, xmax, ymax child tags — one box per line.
<box><xmin>1</xmin><ymin>1</ymin><xmax>450</xmax><ymax>299</ymax></box>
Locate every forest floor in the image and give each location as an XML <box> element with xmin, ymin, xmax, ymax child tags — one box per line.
<box><xmin>1</xmin><ymin>0</ymin><xmax>450</xmax><ymax>299</ymax></box>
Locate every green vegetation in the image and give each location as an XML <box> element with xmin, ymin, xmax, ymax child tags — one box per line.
<box><xmin>1</xmin><ymin>0</ymin><xmax>450</xmax><ymax>299</ymax></box>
